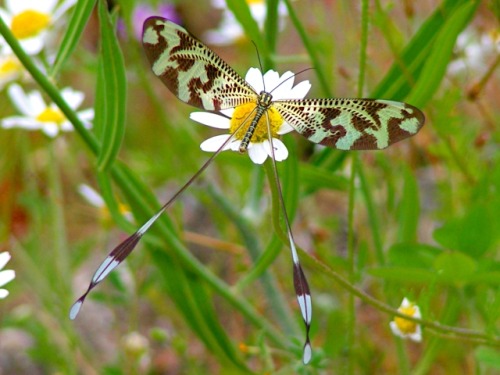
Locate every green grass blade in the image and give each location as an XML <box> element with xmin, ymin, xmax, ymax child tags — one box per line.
<box><xmin>371</xmin><ymin>0</ymin><xmax>477</xmax><ymax>100</ymax></box>
<box><xmin>49</xmin><ymin>0</ymin><xmax>96</xmax><ymax>77</ymax></box>
<box><xmin>397</xmin><ymin>166</ymin><xmax>420</xmax><ymax>243</ymax></box>
<box><xmin>406</xmin><ymin>1</ymin><xmax>480</xmax><ymax>108</ymax></box>
<box><xmin>96</xmin><ymin>0</ymin><xmax>127</xmax><ymax>172</ymax></box>
<box><xmin>151</xmin><ymin>249</ymin><xmax>251</xmax><ymax>373</ymax></box>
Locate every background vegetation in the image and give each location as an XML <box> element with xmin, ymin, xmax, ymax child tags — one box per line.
<box><xmin>0</xmin><ymin>0</ymin><xmax>499</xmax><ymax>373</ymax></box>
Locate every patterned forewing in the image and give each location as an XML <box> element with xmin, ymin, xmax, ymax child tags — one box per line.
<box><xmin>142</xmin><ymin>17</ymin><xmax>256</xmax><ymax>111</ymax></box>
<box><xmin>273</xmin><ymin>98</ymin><xmax>425</xmax><ymax>150</ymax></box>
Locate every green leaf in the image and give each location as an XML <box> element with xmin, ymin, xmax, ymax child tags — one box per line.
<box><xmin>433</xmin><ymin>251</ymin><xmax>477</xmax><ymax>284</ymax></box>
<box><xmin>475</xmin><ymin>347</ymin><xmax>500</xmax><ymax>369</ymax></box>
<box><xmin>396</xmin><ymin>166</ymin><xmax>420</xmax><ymax>242</ymax></box>
<box><xmin>300</xmin><ymin>162</ymin><xmax>349</xmax><ymax>193</ymax></box>
<box><xmin>50</xmin><ymin>0</ymin><xmax>96</xmax><ymax>77</ymax></box>
<box><xmin>387</xmin><ymin>243</ymin><xmax>442</xmax><ymax>268</ymax></box>
<box><xmin>433</xmin><ymin>204</ymin><xmax>495</xmax><ymax>257</ymax></box>
<box><xmin>368</xmin><ymin>266</ymin><xmax>436</xmax><ymax>283</ymax></box>
<box><xmin>96</xmin><ymin>0</ymin><xmax>127</xmax><ymax>171</ymax></box>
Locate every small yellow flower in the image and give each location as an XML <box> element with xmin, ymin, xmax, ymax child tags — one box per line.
<box><xmin>390</xmin><ymin>298</ymin><xmax>422</xmax><ymax>342</ymax></box>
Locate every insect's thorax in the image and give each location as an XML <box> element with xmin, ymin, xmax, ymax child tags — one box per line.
<box><xmin>235</xmin><ymin>91</ymin><xmax>280</xmax><ymax>153</ymax></box>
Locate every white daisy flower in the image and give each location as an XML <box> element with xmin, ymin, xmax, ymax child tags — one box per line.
<box><xmin>190</xmin><ymin>68</ymin><xmax>311</xmax><ymax>164</ymax></box>
<box><xmin>0</xmin><ymin>251</ymin><xmax>15</xmax><ymax>299</ymax></box>
<box><xmin>448</xmin><ymin>28</ymin><xmax>500</xmax><ymax>76</ymax></box>
<box><xmin>78</xmin><ymin>184</ymin><xmax>133</xmax><ymax>223</ymax></box>
<box><xmin>389</xmin><ymin>297</ymin><xmax>422</xmax><ymax>342</ymax></box>
<box><xmin>0</xmin><ymin>0</ymin><xmax>77</xmax><ymax>55</ymax></box>
<box><xmin>1</xmin><ymin>83</ymin><xmax>94</xmax><ymax>137</ymax></box>
<box><xmin>205</xmin><ymin>0</ymin><xmax>287</xmax><ymax>45</ymax></box>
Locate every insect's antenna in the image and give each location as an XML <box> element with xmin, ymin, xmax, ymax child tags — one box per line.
<box><xmin>269</xmin><ymin>68</ymin><xmax>315</xmax><ymax>95</ymax></box>
<box><xmin>264</xmin><ymin>113</ymin><xmax>312</xmax><ymax>364</ymax></box>
<box><xmin>251</xmin><ymin>41</ymin><xmax>267</xmax><ymax>91</ymax></box>
<box><xmin>69</xmin><ymin>126</ymin><xmax>246</xmax><ymax>320</ymax></box>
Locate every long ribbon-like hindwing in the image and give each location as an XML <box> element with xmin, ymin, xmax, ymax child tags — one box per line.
<box><xmin>71</xmin><ymin>16</ymin><xmax>425</xmax><ymax>366</ymax></box>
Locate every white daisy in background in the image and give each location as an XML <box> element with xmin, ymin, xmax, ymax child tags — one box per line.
<box><xmin>1</xmin><ymin>83</ymin><xmax>94</xmax><ymax>137</ymax></box>
<box><xmin>389</xmin><ymin>298</ymin><xmax>422</xmax><ymax>342</ymax></box>
<box><xmin>205</xmin><ymin>0</ymin><xmax>287</xmax><ymax>45</ymax></box>
<box><xmin>0</xmin><ymin>251</ymin><xmax>15</xmax><ymax>299</ymax></box>
<box><xmin>0</xmin><ymin>0</ymin><xmax>77</xmax><ymax>55</ymax></box>
<box><xmin>0</xmin><ymin>51</ymin><xmax>24</xmax><ymax>90</ymax></box>
<box><xmin>78</xmin><ymin>184</ymin><xmax>133</xmax><ymax>224</ymax></box>
<box><xmin>190</xmin><ymin>68</ymin><xmax>311</xmax><ymax>164</ymax></box>
<box><xmin>448</xmin><ymin>28</ymin><xmax>500</xmax><ymax>76</ymax></box>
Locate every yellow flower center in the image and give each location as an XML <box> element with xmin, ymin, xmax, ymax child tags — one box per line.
<box><xmin>394</xmin><ymin>305</ymin><xmax>418</xmax><ymax>334</ymax></box>
<box><xmin>229</xmin><ymin>102</ymin><xmax>284</xmax><ymax>143</ymax></box>
<box><xmin>0</xmin><ymin>57</ymin><xmax>22</xmax><ymax>75</ymax></box>
<box><xmin>246</xmin><ymin>0</ymin><xmax>264</xmax><ymax>4</ymax></box>
<box><xmin>36</xmin><ymin>107</ymin><xmax>66</xmax><ymax>124</ymax></box>
<box><xmin>11</xmin><ymin>10</ymin><xmax>51</xmax><ymax>39</ymax></box>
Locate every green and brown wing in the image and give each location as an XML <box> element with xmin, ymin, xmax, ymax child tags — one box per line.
<box><xmin>273</xmin><ymin>98</ymin><xmax>425</xmax><ymax>150</ymax></box>
<box><xmin>142</xmin><ymin>17</ymin><xmax>257</xmax><ymax>111</ymax></box>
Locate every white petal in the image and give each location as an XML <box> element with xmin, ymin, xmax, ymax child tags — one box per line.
<box><xmin>220</xmin><ymin>108</ymin><xmax>234</xmax><ymax>117</ymax></box>
<box><xmin>245</xmin><ymin>68</ymin><xmax>264</xmax><ymax>93</ymax></box>
<box><xmin>2</xmin><ymin>116</ymin><xmax>42</xmax><ymax>130</ymax></box>
<box><xmin>247</xmin><ymin>142</ymin><xmax>268</xmax><ymax>164</ymax></box>
<box><xmin>211</xmin><ymin>0</ymin><xmax>226</xmax><ymax>8</ymax></box>
<box><xmin>400</xmin><ymin>298</ymin><xmax>411</xmax><ymax>308</ymax></box>
<box><xmin>204</xmin><ymin>30</ymin><xmax>238</xmax><ymax>46</ymax></box>
<box><xmin>52</xmin><ymin>0</ymin><xmax>77</xmax><ymax>22</ymax></box>
<box><xmin>78</xmin><ymin>184</ymin><xmax>104</xmax><ymax>207</ymax></box>
<box><xmin>409</xmin><ymin>326</ymin><xmax>422</xmax><ymax>342</ymax></box>
<box><xmin>0</xmin><ymin>270</ymin><xmax>15</xmax><ymax>287</ymax></box>
<box><xmin>270</xmin><ymin>71</ymin><xmax>294</xmax><ymax>99</ymax></box>
<box><xmin>8</xmin><ymin>84</ymin><xmax>30</xmax><ymax>114</ymax></box>
<box><xmin>0</xmin><ymin>289</ymin><xmax>9</xmax><ymax>299</ymax></box>
<box><xmin>229</xmin><ymin>139</ymin><xmax>241</xmax><ymax>151</ymax></box>
<box><xmin>200</xmin><ymin>134</ymin><xmax>232</xmax><ymax>152</ymax></box>
<box><xmin>190</xmin><ymin>111</ymin><xmax>230</xmax><ymax>129</ymax></box>
<box><xmin>41</xmin><ymin>123</ymin><xmax>59</xmax><ymax>137</ymax></box>
<box><xmin>6</xmin><ymin>0</ymin><xmax>26</xmax><ymax>13</ymax></box>
<box><xmin>265</xmin><ymin>138</ymin><xmax>288</xmax><ymax>161</ymax></box>
<box><xmin>389</xmin><ymin>321</ymin><xmax>404</xmax><ymax>338</ymax></box>
<box><xmin>262</xmin><ymin>70</ymin><xmax>280</xmax><ymax>91</ymax></box>
<box><xmin>59</xmin><ymin>121</ymin><xmax>75</xmax><ymax>131</ymax></box>
<box><xmin>13</xmin><ymin>0</ymin><xmax>58</xmax><ymax>13</ymax></box>
<box><xmin>61</xmin><ymin>88</ymin><xmax>84</xmax><ymax>109</ymax></box>
<box><xmin>288</xmin><ymin>80</ymin><xmax>311</xmax><ymax>99</ymax></box>
<box><xmin>0</xmin><ymin>252</ymin><xmax>11</xmax><ymax>269</ymax></box>
<box><xmin>19</xmin><ymin>36</ymin><xmax>45</xmax><ymax>55</ymax></box>
<box><xmin>249</xmin><ymin>3</ymin><xmax>266</xmax><ymax>26</ymax></box>
<box><xmin>0</xmin><ymin>10</ymin><xmax>12</xmax><ymax>25</ymax></box>
<box><xmin>77</xmin><ymin>108</ymin><xmax>95</xmax><ymax>122</ymax></box>
<box><xmin>277</xmin><ymin>122</ymin><xmax>294</xmax><ymax>135</ymax></box>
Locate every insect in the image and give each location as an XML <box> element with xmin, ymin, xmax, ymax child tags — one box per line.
<box><xmin>70</xmin><ymin>17</ymin><xmax>425</xmax><ymax>365</ymax></box>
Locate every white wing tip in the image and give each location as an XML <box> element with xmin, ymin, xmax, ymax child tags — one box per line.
<box><xmin>303</xmin><ymin>342</ymin><xmax>312</xmax><ymax>364</ymax></box>
<box><xmin>69</xmin><ymin>300</ymin><xmax>83</xmax><ymax>320</ymax></box>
